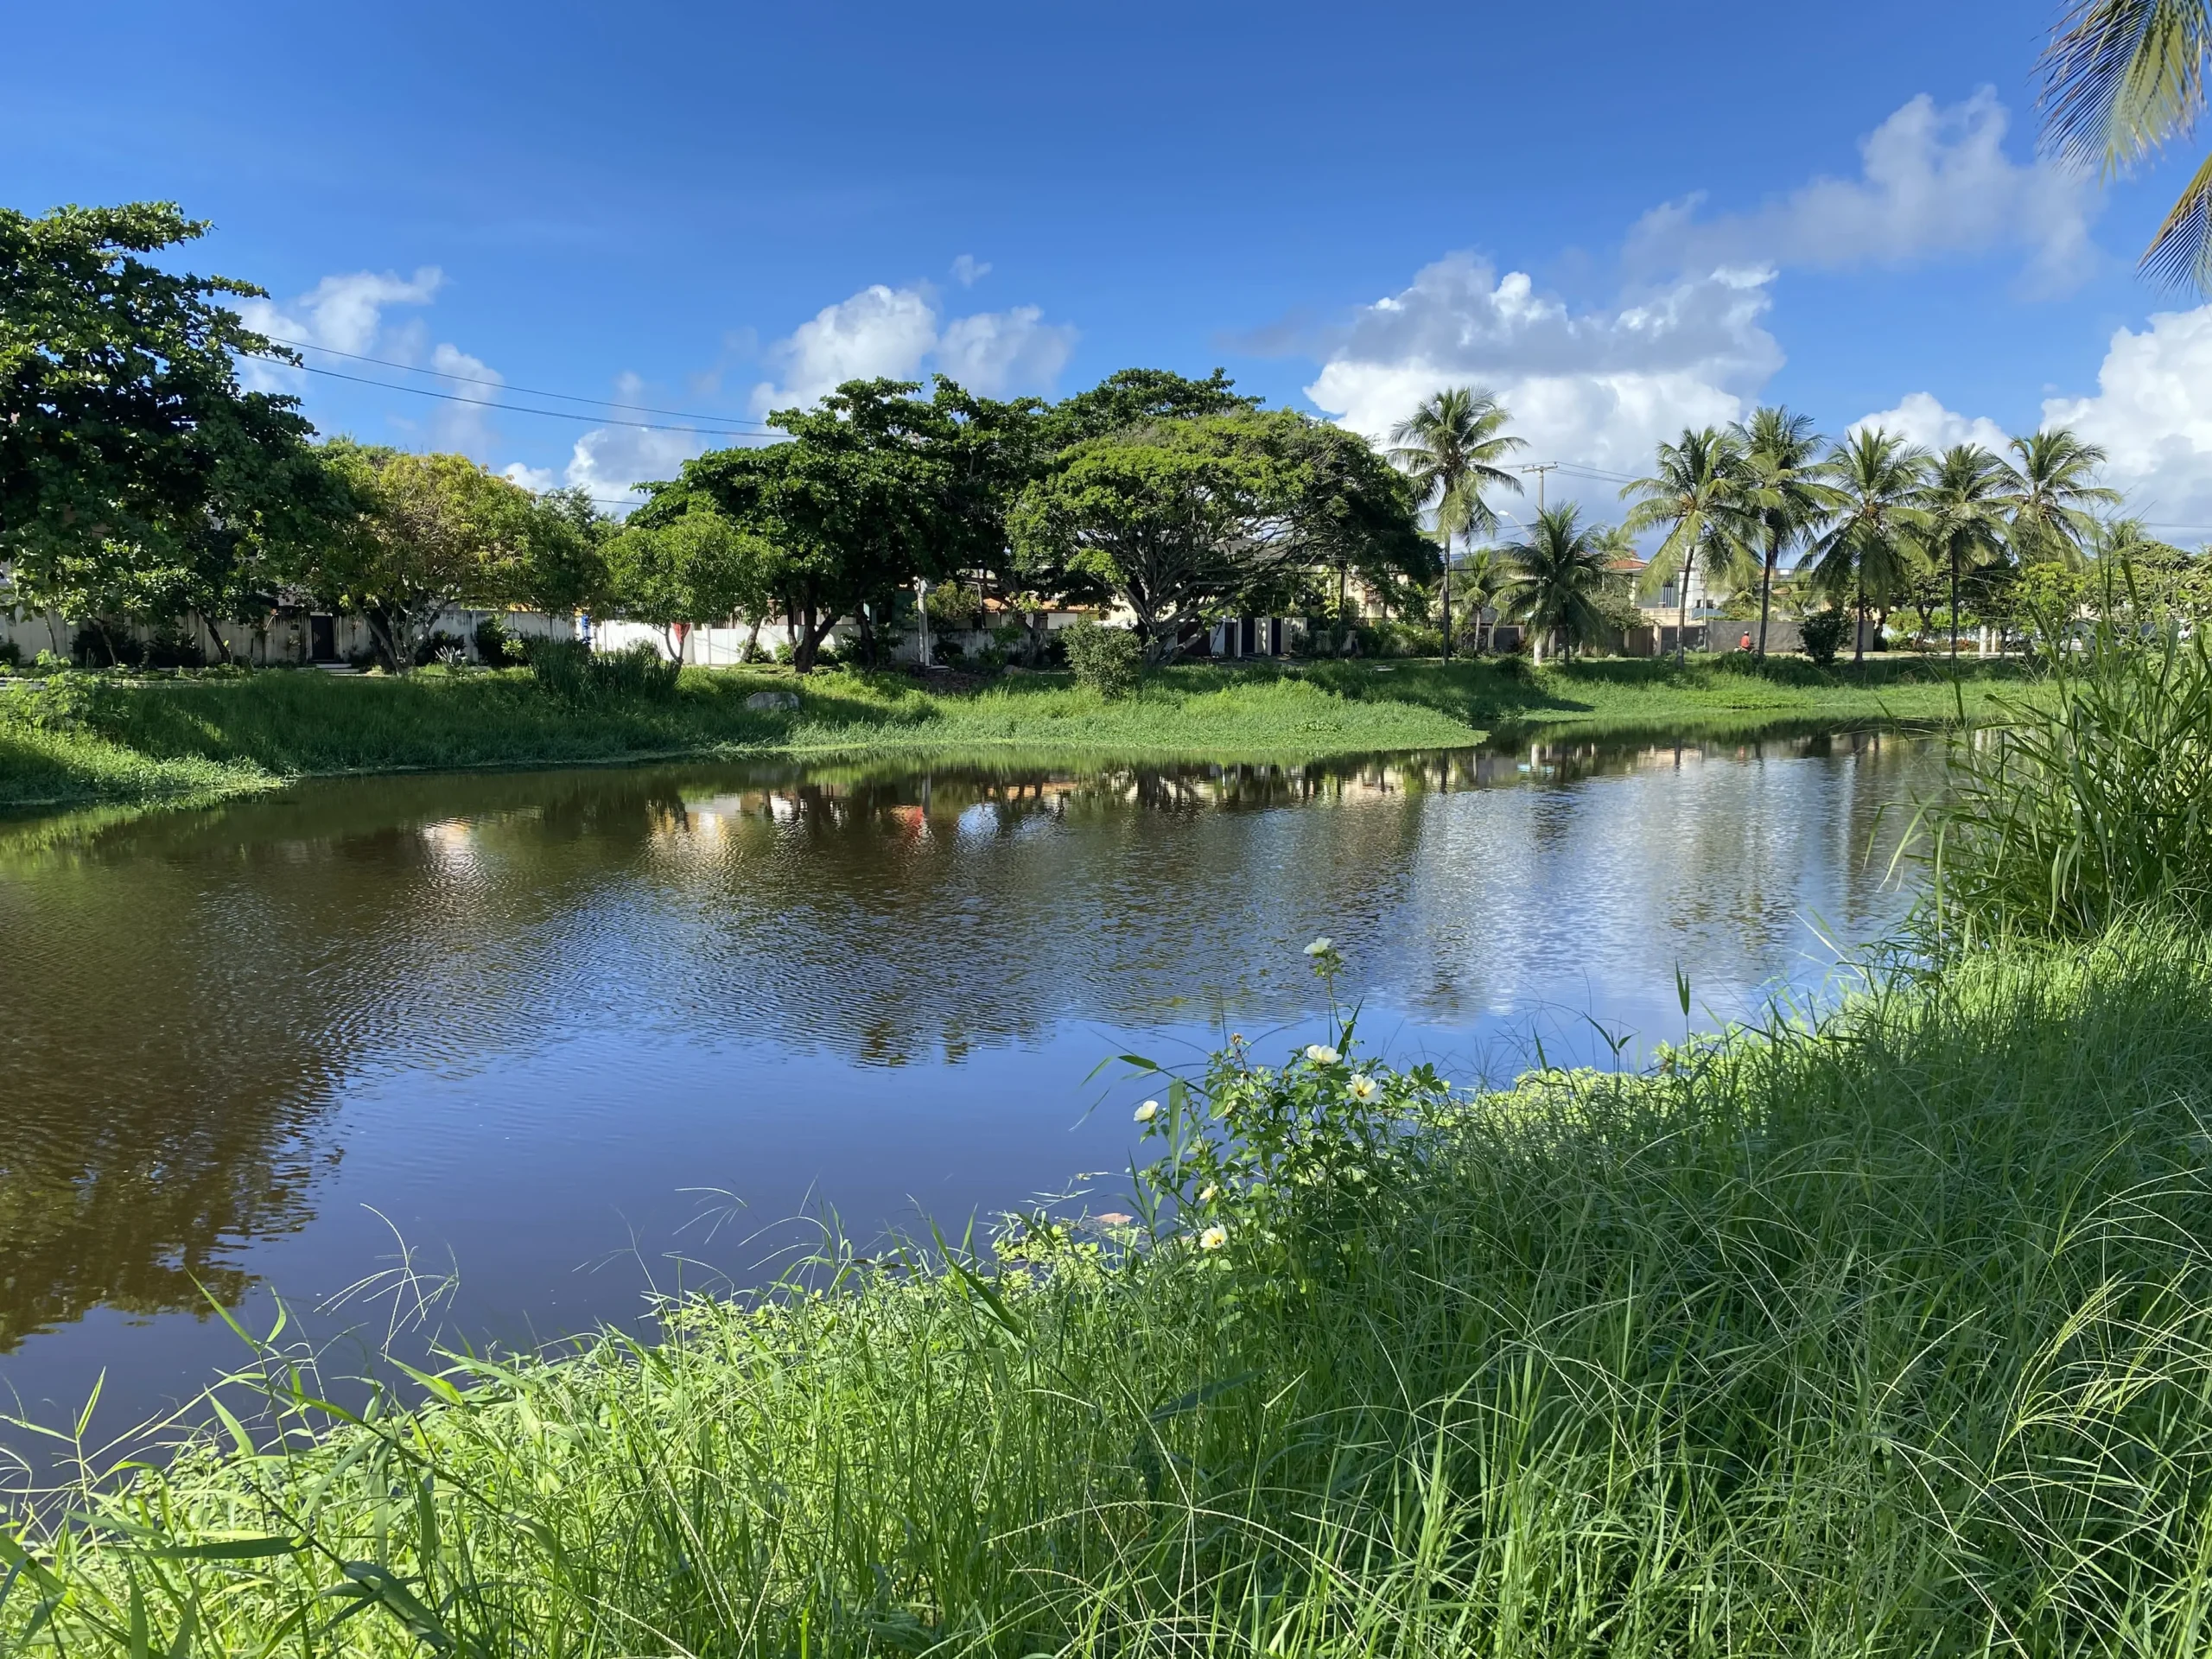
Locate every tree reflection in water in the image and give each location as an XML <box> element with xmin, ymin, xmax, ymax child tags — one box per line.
<box><xmin>0</xmin><ymin>728</ymin><xmax>1938</xmax><ymax>1359</ymax></box>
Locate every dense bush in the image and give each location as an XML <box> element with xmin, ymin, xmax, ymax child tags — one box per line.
<box><xmin>923</xmin><ymin>582</ymin><xmax>984</xmax><ymax>631</ymax></box>
<box><xmin>472</xmin><ymin>615</ymin><xmax>524</xmax><ymax>666</ymax></box>
<box><xmin>1798</xmin><ymin>607</ymin><xmax>1849</xmax><ymax>667</ymax></box>
<box><xmin>1062</xmin><ymin>619</ymin><xmax>1141</xmax><ymax>697</ymax></box>
<box><xmin>412</xmin><ymin>630</ymin><xmax>470</xmax><ymax>668</ymax></box>
<box><xmin>526</xmin><ymin>638</ymin><xmax>681</xmax><ymax>703</ymax></box>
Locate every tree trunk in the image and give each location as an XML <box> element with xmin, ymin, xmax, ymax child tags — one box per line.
<box><xmin>1675</xmin><ymin>551</ymin><xmax>1694</xmax><ymax>666</ymax></box>
<box><xmin>1756</xmin><ymin>540</ymin><xmax>1777</xmax><ymax>659</ymax></box>
<box><xmin>1949</xmin><ymin>546</ymin><xmax>1961</xmax><ymax>665</ymax></box>
<box><xmin>1440</xmin><ymin>533</ymin><xmax>1452</xmax><ymax>662</ymax></box>
<box><xmin>793</xmin><ymin>598</ymin><xmax>823</xmax><ymax>673</ymax></box>
<box><xmin>1853</xmin><ymin>581</ymin><xmax>1866</xmax><ymax>668</ymax></box>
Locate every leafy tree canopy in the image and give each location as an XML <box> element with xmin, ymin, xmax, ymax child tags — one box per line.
<box><xmin>1012</xmin><ymin>409</ymin><xmax>1425</xmax><ymax>661</ymax></box>
<box><xmin>1</xmin><ymin>201</ymin><xmax>327</xmax><ymax>642</ymax></box>
<box><xmin>604</xmin><ymin>506</ymin><xmax>768</xmax><ymax>660</ymax></box>
<box><xmin>1039</xmin><ymin>366</ymin><xmax>1256</xmax><ymax>449</ymax></box>
<box><xmin>307</xmin><ymin>444</ymin><xmax>589</xmax><ymax>668</ymax></box>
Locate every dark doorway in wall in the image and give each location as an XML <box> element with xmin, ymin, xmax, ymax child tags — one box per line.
<box><xmin>309</xmin><ymin>615</ymin><xmax>336</xmax><ymax>662</ymax></box>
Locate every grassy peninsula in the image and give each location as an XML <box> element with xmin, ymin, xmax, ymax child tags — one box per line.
<box><xmin>0</xmin><ymin>654</ymin><xmax>2030</xmax><ymax>814</ymax></box>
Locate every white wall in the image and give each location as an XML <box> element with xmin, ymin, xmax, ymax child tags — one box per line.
<box><xmin>1</xmin><ymin>607</ymin><xmax>576</xmax><ymax>665</ymax></box>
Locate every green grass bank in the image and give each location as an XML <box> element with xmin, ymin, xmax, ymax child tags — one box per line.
<box><xmin>0</xmin><ymin>654</ymin><xmax>2028</xmax><ymax>814</ymax></box>
<box><xmin>6</xmin><ymin>925</ymin><xmax>2211</xmax><ymax>1656</ymax></box>
<box><xmin>6</xmin><ymin>640</ymin><xmax>2209</xmax><ymax>1656</ymax></box>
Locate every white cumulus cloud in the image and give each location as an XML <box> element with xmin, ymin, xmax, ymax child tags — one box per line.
<box><xmin>1853</xmin><ymin>302</ymin><xmax>2212</xmax><ymax>531</ymax></box>
<box><xmin>750</xmin><ymin>285</ymin><xmax>939</xmax><ymax>413</ymax></box>
<box><xmin>1304</xmin><ymin>253</ymin><xmax>1782</xmax><ymax>512</ymax></box>
<box><xmin>937</xmin><ymin>305</ymin><xmax>1077</xmax><ymax>396</ymax></box>
<box><xmin>237</xmin><ymin>268</ymin><xmax>444</xmax><ymax>392</ymax></box>
<box><xmin>2043</xmin><ymin>303</ymin><xmax>2212</xmax><ymax>529</ymax></box>
<box><xmin>750</xmin><ymin>283</ymin><xmax>1079</xmax><ymax>413</ymax></box>
<box><xmin>1850</xmin><ymin>391</ymin><xmax>2011</xmax><ymax>454</ymax></box>
<box><xmin>504</xmin><ymin>423</ymin><xmax>718</xmax><ymax>515</ymax></box>
<box><xmin>950</xmin><ymin>253</ymin><xmax>991</xmax><ymax>287</ymax></box>
<box><xmin>237</xmin><ymin>265</ymin><xmax>522</xmax><ymax>461</ymax></box>
<box><xmin>425</xmin><ymin>342</ymin><xmax>505</xmax><ymax>461</ymax></box>
<box><xmin>1627</xmin><ymin>91</ymin><xmax>2097</xmax><ymax>293</ymax></box>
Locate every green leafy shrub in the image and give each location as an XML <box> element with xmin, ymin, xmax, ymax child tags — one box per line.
<box><xmin>527</xmin><ymin>639</ymin><xmax>680</xmax><ymax>703</ymax></box>
<box><xmin>472</xmin><ymin>616</ymin><xmax>523</xmax><ymax>666</ymax></box>
<box><xmin>0</xmin><ymin>666</ymin><xmax>111</xmax><ymax>732</ymax></box>
<box><xmin>924</xmin><ymin>582</ymin><xmax>984</xmax><ymax>630</ymax></box>
<box><xmin>1798</xmin><ymin>607</ymin><xmax>1849</xmax><ymax>667</ymax></box>
<box><xmin>1062</xmin><ymin>619</ymin><xmax>1141</xmax><ymax>698</ymax></box>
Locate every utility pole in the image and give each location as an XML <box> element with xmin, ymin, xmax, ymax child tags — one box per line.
<box><xmin>1519</xmin><ymin>462</ymin><xmax>1559</xmax><ymax>512</ymax></box>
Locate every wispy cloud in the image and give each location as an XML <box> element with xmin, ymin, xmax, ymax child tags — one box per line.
<box><xmin>1626</xmin><ymin>91</ymin><xmax>2098</xmax><ymax>295</ymax></box>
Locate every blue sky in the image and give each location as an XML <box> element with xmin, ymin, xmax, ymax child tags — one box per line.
<box><xmin>10</xmin><ymin>0</ymin><xmax>2212</xmax><ymax>531</ymax></box>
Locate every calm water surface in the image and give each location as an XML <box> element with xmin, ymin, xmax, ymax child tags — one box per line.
<box><xmin>0</xmin><ymin>731</ymin><xmax>1941</xmax><ymax>1459</ymax></box>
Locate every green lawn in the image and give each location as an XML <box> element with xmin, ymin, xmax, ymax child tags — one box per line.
<box><xmin>0</xmin><ymin>654</ymin><xmax>2033</xmax><ymax>814</ymax></box>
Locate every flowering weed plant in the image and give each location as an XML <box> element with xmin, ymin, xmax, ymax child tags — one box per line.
<box><xmin>1117</xmin><ymin>939</ymin><xmax>1456</xmax><ymax>1285</ymax></box>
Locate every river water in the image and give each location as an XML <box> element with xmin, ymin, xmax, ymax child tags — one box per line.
<box><xmin>0</xmin><ymin>729</ymin><xmax>1941</xmax><ymax>1464</ymax></box>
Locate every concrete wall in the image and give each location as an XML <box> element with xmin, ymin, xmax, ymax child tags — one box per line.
<box><xmin>1</xmin><ymin>607</ymin><xmax>576</xmax><ymax>666</ymax></box>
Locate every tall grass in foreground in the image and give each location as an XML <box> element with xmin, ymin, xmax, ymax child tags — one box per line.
<box><xmin>4</xmin><ymin>644</ymin><xmax>2204</xmax><ymax>1656</ymax></box>
<box><xmin>9</xmin><ymin>922</ymin><xmax>2212</xmax><ymax>1656</ymax></box>
<box><xmin>1927</xmin><ymin>623</ymin><xmax>2212</xmax><ymax>939</ymax></box>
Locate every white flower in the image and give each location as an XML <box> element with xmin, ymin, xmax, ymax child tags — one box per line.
<box><xmin>1305</xmin><ymin>1044</ymin><xmax>1340</xmax><ymax>1065</ymax></box>
<box><xmin>1198</xmin><ymin>1224</ymin><xmax>1228</xmax><ymax>1251</ymax></box>
<box><xmin>1303</xmin><ymin>937</ymin><xmax>1334</xmax><ymax>957</ymax></box>
<box><xmin>1198</xmin><ymin>1184</ymin><xmax>1220</xmax><ymax>1204</ymax></box>
<box><xmin>1134</xmin><ymin>1100</ymin><xmax>1160</xmax><ymax>1123</ymax></box>
<box><xmin>1348</xmin><ymin>1075</ymin><xmax>1379</xmax><ymax>1103</ymax></box>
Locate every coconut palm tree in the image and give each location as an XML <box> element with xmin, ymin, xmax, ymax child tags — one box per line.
<box><xmin>1500</xmin><ymin>504</ymin><xmax>1611</xmax><ymax>663</ymax></box>
<box><xmin>2005</xmin><ymin>428</ymin><xmax>2122</xmax><ymax>569</ymax></box>
<box><xmin>1620</xmin><ymin>427</ymin><xmax>1751</xmax><ymax>664</ymax></box>
<box><xmin>1387</xmin><ymin>388</ymin><xmax>1525</xmax><ymax>659</ymax></box>
<box><xmin>1803</xmin><ymin>428</ymin><xmax>1932</xmax><ymax>667</ymax></box>
<box><xmin>1730</xmin><ymin>406</ymin><xmax>1834</xmax><ymax>659</ymax></box>
<box><xmin>1450</xmin><ymin>543</ymin><xmax>1510</xmax><ymax>653</ymax></box>
<box><xmin>1920</xmin><ymin>443</ymin><xmax>2017</xmax><ymax>662</ymax></box>
<box><xmin>2041</xmin><ymin>0</ymin><xmax>2212</xmax><ymax>290</ymax></box>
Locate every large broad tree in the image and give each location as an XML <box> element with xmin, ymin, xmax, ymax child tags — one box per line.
<box><xmin>1011</xmin><ymin>409</ymin><xmax>1425</xmax><ymax>664</ymax></box>
<box><xmin>1038</xmin><ymin>366</ymin><xmax>1256</xmax><ymax>450</ymax></box>
<box><xmin>641</xmin><ymin>379</ymin><xmax>993</xmax><ymax>672</ymax></box>
<box><xmin>308</xmin><ymin>445</ymin><xmax>562</xmax><ymax>669</ymax></box>
<box><xmin>1</xmin><ymin>201</ymin><xmax>322</xmax><ymax>652</ymax></box>
<box><xmin>604</xmin><ymin>506</ymin><xmax>767</xmax><ymax>661</ymax></box>
<box><xmin>1803</xmin><ymin>428</ymin><xmax>1932</xmax><ymax>666</ymax></box>
<box><xmin>1386</xmin><ymin>386</ymin><xmax>1524</xmax><ymax>658</ymax></box>
<box><xmin>1621</xmin><ymin>427</ymin><xmax>1752</xmax><ymax>664</ymax></box>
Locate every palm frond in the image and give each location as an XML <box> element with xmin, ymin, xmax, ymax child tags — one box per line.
<box><xmin>2042</xmin><ymin>0</ymin><xmax>2211</xmax><ymax>174</ymax></box>
<box><xmin>2041</xmin><ymin>0</ymin><xmax>2212</xmax><ymax>287</ymax></box>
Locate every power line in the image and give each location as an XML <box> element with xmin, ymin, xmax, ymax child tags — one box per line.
<box><xmin>260</xmin><ymin>335</ymin><xmax>780</xmax><ymax>430</ymax></box>
<box><xmin>247</xmin><ymin>355</ymin><xmax>771</xmax><ymax>439</ymax></box>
